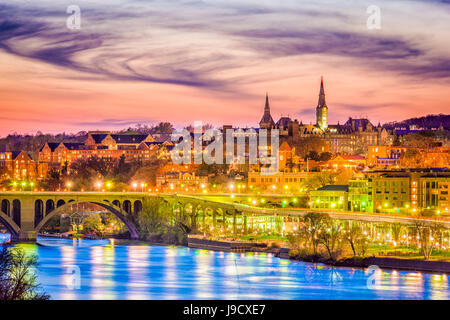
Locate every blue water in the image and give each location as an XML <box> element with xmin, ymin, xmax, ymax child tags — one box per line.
<box><xmin>0</xmin><ymin>234</ymin><xmax>448</xmax><ymax>300</ymax></box>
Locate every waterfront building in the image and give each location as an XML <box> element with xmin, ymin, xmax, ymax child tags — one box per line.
<box><xmin>348</xmin><ymin>179</ymin><xmax>372</xmax><ymax>212</ymax></box>
<box><xmin>346</xmin><ymin>169</ymin><xmax>450</xmax><ymax>215</ymax></box>
<box><xmin>310</xmin><ymin>185</ymin><xmax>349</xmax><ymax>210</ymax></box>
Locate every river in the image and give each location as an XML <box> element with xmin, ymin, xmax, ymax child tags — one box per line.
<box><xmin>0</xmin><ymin>233</ymin><xmax>448</xmax><ymax>300</ymax></box>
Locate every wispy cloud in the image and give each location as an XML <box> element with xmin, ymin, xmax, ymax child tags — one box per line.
<box><xmin>0</xmin><ymin>0</ymin><xmax>449</xmax><ymax>135</ymax></box>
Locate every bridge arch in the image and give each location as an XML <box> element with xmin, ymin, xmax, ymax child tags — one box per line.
<box><xmin>12</xmin><ymin>199</ymin><xmax>21</xmax><ymax>227</ymax></box>
<box><xmin>0</xmin><ymin>211</ymin><xmax>20</xmax><ymax>239</ymax></box>
<box><xmin>123</xmin><ymin>200</ymin><xmax>132</xmax><ymax>214</ymax></box>
<box><xmin>134</xmin><ymin>200</ymin><xmax>143</xmax><ymax>215</ymax></box>
<box><xmin>56</xmin><ymin>199</ymin><xmax>65</xmax><ymax>207</ymax></box>
<box><xmin>34</xmin><ymin>199</ymin><xmax>44</xmax><ymax>227</ymax></box>
<box><xmin>45</xmin><ymin>199</ymin><xmax>55</xmax><ymax>216</ymax></box>
<box><xmin>112</xmin><ymin>200</ymin><xmax>120</xmax><ymax>208</ymax></box>
<box><xmin>1</xmin><ymin>199</ymin><xmax>10</xmax><ymax>216</ymax></box>
<box><xmin>34</xmin><ymin>200</ymin><xmax>139</xmax><ymax>240</ymax></box>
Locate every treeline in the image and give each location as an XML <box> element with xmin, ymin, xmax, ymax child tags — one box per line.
<box><xmin>0</xmin><ymin>132</ymin><xmax>87</xmax><ymax>153</ymax></box>
<box><xmin>384</xmin><ymin>114</ymin><xmax>450</xmax><ymax>130</ymax></box>
<box><xmin>288</xmin><ymin>212</ymin><xmax>447</xmax><ymax>262</ymax></box>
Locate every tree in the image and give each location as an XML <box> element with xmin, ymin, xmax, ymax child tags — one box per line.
<box><xmin>138</xmin><ymin>198</ymin><xmax>168</xmax><ymax>239</ymax></box>
<box><xmin>151</xmin><ymin>122</ymin><xmax>174</xmax><ymax>134</ymax></box>
<box><xmin>301</xmin><ymin>212</ymin><xmax>330</xmax><ymax>256</ymax></box>
<box><xmin>83</xmin><ymin>214</ymin><xmax>105</xmax><ymax>235</ymax></box>
<box><xmin>0</xmin><ymin>246</ymin><xmax>49</xmax><ymax>300</ymax></box>
<box><xmin>344</xmin><ymin>223</ymin><xmax>368</xmax><ymax>257</ymax></box>
<box><xmin>305</xmin><ymin>150</ymin><xmax>320</xmax><ymax>161</ymax></box>
<box><xmin>413</xmin><ymin>221</ymin><xmax>443</xmax><ymax>260</ymax></box>
<box><xmin>304</xmin><ymin>171</ymin><xmax>337</xmax><ymax>191</ymax></box>
<box><xmin>318</xmin><ymin>219</ymin><xmax>343</xmax><ymax>261</ymax></box>
<box><xmin>42</xmin><ymin>168</ymin><xmax>62</xmax><ymax>191</ymax></box>
<box><xmin>318</xmin><ymin>152</ymin><xmax>333</xmax><ymax>162</ymax></box>
<box><xmin>137</xmin><ymin>198</ymin><xmax>190</xmax><ymax>245</ymax></box>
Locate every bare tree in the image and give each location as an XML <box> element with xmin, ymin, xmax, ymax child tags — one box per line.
<box><xmin>318</xmin><ymin>219</ymin><xmax>343</xmax><ymax>261</ymax></box>
<box><xmin>413</xmin><ymin>221</ymin><xmax>444</xmax><ymax>260</ymax></box>
<box><xmin>344</xmin><ymin>223</ymin><xmax>368</xmax><ymax>257</ymax></box>
<box><xmin>302</xmin><ymin>212</ymin><xmax>330</xmax><ymax>256</ymax></box>
<box><xmin>0</xmin><ymin>246</ymin><xmax>49</xmax><ymax>300</ymax></box>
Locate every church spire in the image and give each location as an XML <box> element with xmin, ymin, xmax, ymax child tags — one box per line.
<box><xmin>265</xmin><ymin>92</ymin><xmax>270</xmax><ymax>113</ymax></box>
<box><xmin>260</xmin><ymin>92</ymin><xmax>275</xmax><ymax>129</ymax></box>
<box><xmin>316</xmin><ymin>76</ymin><xmax>328</xmax><ymax>130</ymax></box>
<box><xmin>318</xmin><ymin>76</ymin><xmax>326</xmax><ymax>108</ymax></box>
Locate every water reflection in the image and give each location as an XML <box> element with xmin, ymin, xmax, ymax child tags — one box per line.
<box><xmin>2</xmin><ymin>235</ymin><xmax>449</xmax><ymax>300</ymax></box>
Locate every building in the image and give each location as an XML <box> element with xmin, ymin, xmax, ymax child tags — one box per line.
<box><xmin>368</xmin><ymin>146</ymin><xmax>407</xmax><ymax>167</ymax></box>
<box><xmin>156</xmin><ymin>172</ymin><xmax>208</xmax><ymax>192</ymax></box>
<box><xmin>256</xmin><ymin>77</ymin><xmax>392</xmax><ymax>157</ymax></box>
<box><xmin>38</xmin><ymin>132</ymin><xmax>163</xmax><ymax>168</ymax></box>
<box><xmin>418</xmin><ymin>172</ymin><xmax>450</xmax><ymax>213</ymax></box>
<box><xmin>348</xmin><ymin>179</ymin><xmax>371</xmax><ymax>212</ymax></box>
<box><xmin>247</xmin><ymin>140</ymin><xmax>313</xmax><ymax>191</ymax></box>
<box><xmin>259</xmin><ymin>93</ymin><xmax>276</xmax><ymax>130</ymax></box>
<box><xmin>369</xmin><ymin>173</ymin><xmax>411</xmax><ymax>213</ymax></box>
<box><xmin>248</xmin><ymin>171</ymin><xmax>312</xmax><ymax>192</ymax></box>
<box><xmin>310</xmin><ymin>185</ymin><xmax>349</xmax><ymax>210</ymax></box>
<box><xmin>324</xmin><ymin>155</ymin><xmax>366</xmax><ymax>170</ymax></box>
<box><xmin>84</xmin><ymin>131</ymin><xmax>154</xmax><ymax>150</ymax></box>
<box><xmin>6</xmin><ymin>151</ymin><xmax>42</xmax><ymax>180</ymax></box>
<box><xmin>347</xmin><ymin>169</ymin><xmax>450</xmax><ymax>215</ymax></box>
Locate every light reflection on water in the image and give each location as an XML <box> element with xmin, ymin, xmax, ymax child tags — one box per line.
<box><xmin>1</xmin><ymin>235</ymin><xmax>449</xmax><ymax>300</ymax></box>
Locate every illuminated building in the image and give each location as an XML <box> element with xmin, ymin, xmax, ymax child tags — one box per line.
<box><xmin>310</xmin><ymin>185</ymin><xmax>349</xmax><ymax>210</ymax></box>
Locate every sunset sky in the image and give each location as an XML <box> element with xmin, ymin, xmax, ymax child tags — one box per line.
<box><xmin>1</xmin><ymin>0</ymin><xmax>450</xmax><ymax>136</ymax></box>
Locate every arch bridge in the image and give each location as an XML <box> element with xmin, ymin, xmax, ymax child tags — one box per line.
<box><xmin>1</xmin><ymin>192</ymin><xmax>448</xmax><ymax>242</ymax></box>
<box><xmin>0</xmin><ymin>192</ymin><xmax>258</xmax><ymax>242</ymax></box>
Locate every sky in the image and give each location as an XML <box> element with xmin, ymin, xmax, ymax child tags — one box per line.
<box><xmin>0</xmin><ymin>0</ymin><xmax>450</xmax><ymax>136</ymax></box>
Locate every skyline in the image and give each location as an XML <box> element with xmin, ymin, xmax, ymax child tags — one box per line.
<box><xmin>1</xmin><ymin>0</ymin><xmax>450</xmax><ymax>136</ymax></box>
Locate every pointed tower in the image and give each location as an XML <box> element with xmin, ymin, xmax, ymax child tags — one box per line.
<box><xmin>316</xmin><ymin>76</ymin><xmax>328</xmax><ymax>130</ymax></box>
<box><xmin>259</xmin><ymin>92</ymin><xmax>275</xmax><ymax>129</ymax></box>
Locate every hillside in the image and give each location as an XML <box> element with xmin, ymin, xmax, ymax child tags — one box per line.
<box><xmin>383</xmin><ymin>114</ymin><xmax>450</xmax><ymax>130</ymax></box>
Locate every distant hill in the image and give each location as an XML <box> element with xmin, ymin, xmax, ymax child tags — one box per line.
<box><xmin>383</xmin><ymin>114</ymin><xmax>450</xmax><ymax>130</ymax></box>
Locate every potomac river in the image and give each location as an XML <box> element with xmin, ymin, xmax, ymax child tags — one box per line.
<box><xmin>0</xmin><ymin>233</ymin><xmax>448</xmax><ymax>300</ymax></box>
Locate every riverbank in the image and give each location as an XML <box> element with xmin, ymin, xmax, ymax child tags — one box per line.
<box><xmin>187</xmin><ymin>236</ymin><xmax>450</xmax><ymax>274</ymax></box>
<box><xmin>24</xmin><ymin>234</ymin><xmax>450</xmax><ymax>274</ymax></box>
